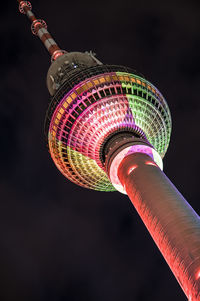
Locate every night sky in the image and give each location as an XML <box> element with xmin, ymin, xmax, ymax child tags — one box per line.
<box><xmin>1</xmin><ymin>0</ymin><xmax>200</xmax><ymax>300</ymax></box>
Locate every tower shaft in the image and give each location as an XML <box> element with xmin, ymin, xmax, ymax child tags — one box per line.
<box><xmin>117</xmin><ymin>152</ymin><xmax>200</xmax><ymax>300</ymax></box>
<box><xmin>17</xmin><ymin>0</ymin><xmax>66</xmax><ymax>61</ymax></box>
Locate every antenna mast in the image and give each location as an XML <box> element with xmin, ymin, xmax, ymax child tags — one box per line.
<box><xmin>17</xmin><ymin>0</ymin><xmax>66</xmax><ymax>61</ymax></box>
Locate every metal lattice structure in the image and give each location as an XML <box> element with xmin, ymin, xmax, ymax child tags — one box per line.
<box><xmin>45</xmin><ymin>64</ymin><xmax>171</xmax><ymax>191</ymax></box>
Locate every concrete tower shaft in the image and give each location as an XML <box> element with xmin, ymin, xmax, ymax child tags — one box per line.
<box><xmin>106</xmin><ymin>142</ymin><xmax>200</xmax><ymax>300</ymax></box>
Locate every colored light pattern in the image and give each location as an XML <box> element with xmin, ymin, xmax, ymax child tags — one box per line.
<box><xmin>109</xmin><ymin>145</ymin><xmax>163</xmax><ymax>194</ymax></box>
<box><xmin>48</xmin><ymin>71</ymin><xmax>171</xmax><ymax>191</ymax></box>
<box><xmin>17</xmin><ymin>3</ymin><xmax>200</xmax><ymax>299</ymax></box>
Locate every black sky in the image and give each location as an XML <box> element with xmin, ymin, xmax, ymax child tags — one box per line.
<box><xmin>1</xmin><ymin>0</ymin><xmax>200</xmax><ymax>300</ymax></box>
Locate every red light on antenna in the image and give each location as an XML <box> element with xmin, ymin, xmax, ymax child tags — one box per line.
<box><xmin>31</xmin><ymin>19</ymin><xmax>47</xmax><ymax>35</ymax></box>
<box><xmin>51</xmin><ymin>50</ymin><xmax>67</xmax><ymax>62</ymax></box>
<box><xmin>19</xmin><ymin>1</ymin><xmax>32</xmax><ymax>14</ymax></box>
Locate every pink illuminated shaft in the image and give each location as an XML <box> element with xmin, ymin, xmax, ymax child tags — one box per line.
<box><xmin>118</xmin><ymin>153</ymin><xmax>200</xmax><ymax>300</ymax></box>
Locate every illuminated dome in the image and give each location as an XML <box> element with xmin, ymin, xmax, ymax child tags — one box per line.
<box><xmin>45</xmin><ymin>62</ymin><xmax>171</xmax><ymax>191</ymax></box>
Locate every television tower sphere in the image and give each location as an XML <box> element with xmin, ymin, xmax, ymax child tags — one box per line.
<box><xmin>45</xmin><ymin>52</ymin><xmax>171</xmax><ymax>192</ymax></box>
<box><xmin>17</xmin><ymin>1</ymin><xmax>200</xmax><ymax>300</ymax></box>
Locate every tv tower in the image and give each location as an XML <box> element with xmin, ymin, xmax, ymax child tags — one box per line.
<box><xmin>17</xmin><ymin>1</ymin><xmax>200</xmax><ymax>300</ymax></box>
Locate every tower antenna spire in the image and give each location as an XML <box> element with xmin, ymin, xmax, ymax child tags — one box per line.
<box><xmin>17</xmin><ymin>0</ymin><xmax>67</xmax><ymax>61</ymax></box>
